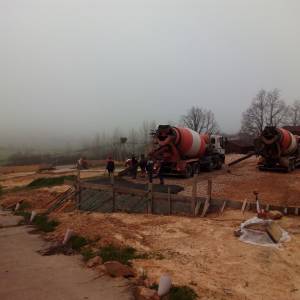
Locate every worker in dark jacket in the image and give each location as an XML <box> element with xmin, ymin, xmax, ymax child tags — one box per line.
<box><xmin>131</xmin><ymin>155</ymin><xmax>138</xmax><ymax>179</ymax></box>
<box><xmin>146</xmin><ymin>157</ymin><xmax>154</xmax><ymax>183</ymax></box>
<box><xmin>157</xmin><ymin>161</ymin><xmax>165</xmax><ymax>185</ymax></box>
<box><xmin>139</xmin><ymin>154</ymin><xmax>147</xmax><ymax>178</ymax></box>
<box><xmin>106</xmin><ymin>157</ymin><xmax>115</xmax><ymax>176</ymax></box>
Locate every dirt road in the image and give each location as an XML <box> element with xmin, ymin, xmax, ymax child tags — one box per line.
<box><xmin>0</xmin><ymin>213</ymin><xmax>133</xmax><ymax>300</ymax></box>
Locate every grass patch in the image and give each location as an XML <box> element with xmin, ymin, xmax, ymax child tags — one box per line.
<box><xmin>150</xmin><ymin>284</ymin><xmax>197</xmax><ymax>300</ymax></box>
<box><xmin>27</xmin><ymin>175</ymin><xmax>76</xmax><ymax>189</ymax></box>
<box><xmin>69</xmin><ymin>235</ymin><xmax>88</xmax><ymax>251</ymax></box>
<box><xmin>80</xmin><ymin>247</ymin><xmax>97</xmax><ymax>262</ymax></box>
<box><xmin>33</xmin><ymin>214</ymin><xmax>59</xmax><ymax>232</ymax></box>
<box><xmin>99</xmin><ymin>245</ymin><xmax>140</xmax><ymax>266</ymax></box>
<box><xmin>169</xmin><ymin>286</ymin><xmax>198</xmax><ymax>300</ymax></box>
<box><xmin>19</xmin><ymin>201</ymin><xmax>31</xmax><ymax>210</ymax></box>
<box><xmin>15</xmin><ymin>210</ymin><xmax>31</xmax><ymax>223</ymax></box>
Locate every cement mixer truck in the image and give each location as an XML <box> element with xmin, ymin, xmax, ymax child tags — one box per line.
<box><xmin>229</xmin><ymin>126</ymin><xmax>300</xmax><ymax>172</ymax></box>
<box><xmin>149</xmin><ymin>125</ymin><xmax>226</xmax><ymax>177</ymax></box>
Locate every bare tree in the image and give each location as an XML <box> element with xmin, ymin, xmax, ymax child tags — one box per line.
<box><xmin>241</xmin><ymin>89</ymin><xmax>288</xmax><ymax>137</ymax></box>
<box><xmin>181</xmin><ymin>106</ymin><xmax>219</xmax><ymax>134</ymax></box>
<box><xmin>128</xmin><ymin>128</ymin><xmax>139</xmax><ymax>154</ymax></box>
<box><xmin>288</xmin><ymin>100</ymin><xmax>300</xmax><ymax>126</ymax></box>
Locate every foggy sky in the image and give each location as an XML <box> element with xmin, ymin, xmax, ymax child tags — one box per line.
<box><xmin>1</xmin><ymin>0</ymin><xmax>300</xmax><ymax>147</ymax></box>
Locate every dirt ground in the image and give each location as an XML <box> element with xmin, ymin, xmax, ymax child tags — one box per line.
<box><xmin>1</xmin><ymin>156</ymin><xmax>300</xmax><ymax>299</ymax></box>
<box><xmin>125</xmin><ymin>154</ymin><xmax>300</xmax><ymax>207</ymax></box>
<box><xmin>45</xmin><ymin>210</ymin><xmax>300</xmax><ymax>300</ymax></box>
<box><xmin>0</xmin><ymin>215</ymin><xmax>133</xmax><ymax>300</ymax></box>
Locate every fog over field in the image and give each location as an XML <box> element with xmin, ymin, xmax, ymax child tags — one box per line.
<box><xmin>1</xmin><ymin>0</ymin><xmax>300</xmax><ymax>149</ymax></box>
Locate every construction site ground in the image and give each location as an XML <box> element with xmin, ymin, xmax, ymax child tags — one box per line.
<box><xmin>0</xmin><ymin>212</ymin><xmax>132</xmax><ymax>300</ymax></box>
<box><xmin>1</xmin><ymin>154</ymin><xmax>300</xmax><ymax>299</ymax></box>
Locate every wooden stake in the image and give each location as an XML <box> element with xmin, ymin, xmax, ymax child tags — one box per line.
<box><xmin>201</xmin><ymin>199</ymin><xmax>210</xmax><ymax>218</ymax></box>
<box><xmin>110</xmin><ymin>173</ymin><xmax>115</xmax><ymax>185</ymax></box>
<box><xmin>191</xmin><ymin>176</ymin><xmax>197</xmax><ymax>216</ymax></box>
<box><xmin>201</xmin><ymin>179</ymin><xmax>212</xmax><ymax>217</ymax></box>
<box><xmin>147</xmin><ymin>183</ymin><xmax>153</xmax><ymax>214</ymax></box>
<box><xmin>241</xmin><ymin>199</ymin><xmax>247</xmax><ymax>213</ymax></box>
<box><xmin>220</xmin><ymin>200</ymin><xmax>227</xmax><ymax>214</ymax></box>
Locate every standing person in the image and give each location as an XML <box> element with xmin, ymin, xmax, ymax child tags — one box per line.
<box><xmin>106</xmin><ymin>156</ymin><xmax>115</xmax><ymax>177</ymax></box>
<box><xmin>139</xmin><ymin>154</ymin><xmax>147</xmax><ymax>178</ymax></box>
<box><xmin>131</xmin><ymin>155</ymin><xmax>138</xmax><ymax>179</ymax></box>
<box><xmin>157</xmin><ymin>161</ymin><xmax>165</xmax><ymax>185</ymax></box>
<box><xmin>146</xmin><ymin>157</ymin><xmax>154</xmax><ymax>183</ymax></box>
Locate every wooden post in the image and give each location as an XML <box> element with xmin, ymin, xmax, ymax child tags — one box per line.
<box><xmin>110</xmin><ymin>173</ymin><xmax>115</xmax><ymax>185</ymax></box>
<box><xmin>191</xmin><ymin>176</ymin><xmax>197</xmax><ymax>216</ymax></box>
<box><xmin>201</xmin><ymin>179</ymin><xmax>212</xmax><ymax>217</ymax></box>
<box><xmin>241</xmin><ymin>199</ymin><xmax>247</xmax><ymax>214</ymax></box>
<box><xmin>220</xmin><ymin>200</ymin><xmax>227</xmax><ymax>214</ymax></box>
<box><xmin>147</xmin><ymin>183</ymin><xmax>153</xmax><ymax>214</ymax></box>
<box><xmin>168</xmin><ymin>186</ymin><xmax>172</xmax><ymax>215</ymax></box>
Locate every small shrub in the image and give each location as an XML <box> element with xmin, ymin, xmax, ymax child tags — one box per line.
<box><xmin>169</xmin><ymin>286</ymin><xmax>198</xmax><ymax>300</ymax></box>
<box><xmin>19</xmin><ymin>201</ymin><xmax>31</xmax><ymax>210</ymax></box>
<box><xmin>99</xmin><ymin>245</ymin><xmax>137</xmax><ymax>265</ymax></box>
<box><xmin>69</xmin><ymin>235</ymin><xmax>88</xmax><ymax>250</ymax></box>
<box><xmin>149</xmin><ymin>284</ymin><xmax>197</xmax><ymax>300</ymax></box>
<box><xmin>27</xmin><ymin>175</ymin><xmax>76</xmax><ymax>189</ymax></box>
<box><xmin>33</xmin><ymin>214</ymin><xmax>59</xmax><ymax>232</ymax></box>
<box><xmin>15</xmin><ymin>210</ymin><xmax>31</xmax><ymax>223</ymax></box>
<box><xmin>80</xmin><ymin>248</ymin><xmax>96</xmax><ymax>261</ymax></box>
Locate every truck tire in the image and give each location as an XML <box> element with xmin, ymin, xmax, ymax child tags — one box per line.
<box><xmin>216</xmin><ymin>158</ymin><xmax>222</xmax><ymax>170</ymax></box>
<box><xmin>207</xmin><ymin>161</ymin><xmax>214</xmax><ymax>172</ymax></box>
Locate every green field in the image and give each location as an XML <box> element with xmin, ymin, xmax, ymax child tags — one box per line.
<box><xmin>0</xmin><ymin>148</ymin><xmax>12</xmax><ymax>165</ymax></box>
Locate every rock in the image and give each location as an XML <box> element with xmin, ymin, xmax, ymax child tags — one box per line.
<box><xmin>267</xmin><ymin>210</ymin><xmax>283</xmax><ymax>220</ymax></box>
<box><xmin>135</xmin><ymin>286</ymin><xmax>158</xmax><ymax>300</ymax></box>
<box><xmin>96</xmin><ymin>264</ymin><xmax>106</xmax><ymax>275</ymax></box>
<box><xmin>157</xmin><ymin>275</ymin><xmax>172</xmax><ymax>297</ymax></box>
<box><xmin>104</xmin><ymin>261</ymin><xmax>136</xmax><ymax>278</ymax></box>
<box><xmin>86</xmin><ymin>256</ymin><xmax>102</xmax><ymax>268</ymax></box>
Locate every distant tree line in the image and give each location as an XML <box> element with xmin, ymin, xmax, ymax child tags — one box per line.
<box><xmin>5</xmin><ymin>89</ymin><xmax>300</xmax><ymax>165</ymax></box>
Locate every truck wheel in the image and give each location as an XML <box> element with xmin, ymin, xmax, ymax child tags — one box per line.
<box><xmin>216</xmin><ymin>159</ymin><xmax>222</xmax><ymax>170</ymax></box>
<box><xmin>185</xmin><ymin>165</ymin><xmax>193</xmax><ymax>178</ymax></box>
<box><xmin>207</xmin><ymin>162</ymin><xmax>214</xmax><ymax>172</ymax></box>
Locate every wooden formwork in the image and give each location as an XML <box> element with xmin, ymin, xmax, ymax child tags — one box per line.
<box><xmin>72</xmin><ymin>170</ymin><xmax>300</xmax><ymax>217</ymax></box>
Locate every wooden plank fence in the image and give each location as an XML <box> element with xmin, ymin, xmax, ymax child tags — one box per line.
<box><xmin>69</xmin><ymin>170</ymin><xmax>300</xmax><ymax>217</ymax></box>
